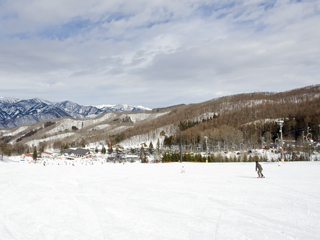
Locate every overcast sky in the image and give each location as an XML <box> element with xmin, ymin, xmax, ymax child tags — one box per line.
<box><xmin>0</xmin><ymin>0</ymin><xmax>319</xmax><ymax>108</ymax></box>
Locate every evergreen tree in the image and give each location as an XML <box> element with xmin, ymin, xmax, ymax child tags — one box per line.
<box><xmin>33</xmin><ymin>147</ymin><xmax>37</xmax><ymax>160</ymax></box>
<box><xmin>156</xmin><ymin>139</ymin><xmax>161</xmax><ymax>155</ymax></box>
<box><xmin>0</xmin><ymin>141</ymin><xmax>12</xmax><ymax>160</ymax></box>
<box><xmin>149</xmin><ymin>142</ymin><xmax>154</xmax><ymax>155</ymax></box>
<box><xmin>215</xmin><ymin>152</ymin><xmax>223</xmax><ymax>162</ymax></box>
<box><xmin>60</xmin><ymin>143</ymin><xmax>69</xmax><ymax>154</ymax></box>
<box><xmin>161</xmin><ymin>152</ymin><xmax>168</xmax><ymax>162</ymax></box>
<box><xmin>139</xmin><ymin>146</ymin><xmax>147</xmax><ymax>163</ymax></box>
<box><xmin>108</xmin><ymin>144</ymin><xmax>113</xmax><ymax>154</ymax></box>
<box><xmin>164</xmin><ymin>135</ymin><xmax>174</xmax><ymax>149</ymax></box>
<box><xmin>130</xmin><ymin>148</ymin><xmax>136</xmax><ymax>154</ymax></box>
<box><xmin>39</xmin><ymin>145</ymin><xmax>45</xmax><ymax>154</ymax></box>
<box><xmin>101</xmin><ymin>145</ymin><xmax>106</xmax><ymax>154</ymax></box>
<box><xmin>60</xmin><ymin>146</ymin><xmax>64</xmax><ymax>154</ymax></box>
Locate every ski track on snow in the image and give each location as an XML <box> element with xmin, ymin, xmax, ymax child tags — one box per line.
<box><xmin>1</xmin><ymin>160</ymin><xmax>320</xmax><ymax>239</ymax></box>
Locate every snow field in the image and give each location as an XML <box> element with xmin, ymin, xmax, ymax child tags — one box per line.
<box><xmin>1</xmin><ymin>160</ymin><xmax>320</xmax><ymax>240</ymax></box>
<box><xmin>2</xmin><ymin>126</ymin><xmax>29</xmax><ymax>137</ymax></box>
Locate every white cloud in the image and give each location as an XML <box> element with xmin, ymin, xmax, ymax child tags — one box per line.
<box><xmin>0</xmin><ymin>0</ymin><xmax>319</xmax><ymax>107</ymax></box>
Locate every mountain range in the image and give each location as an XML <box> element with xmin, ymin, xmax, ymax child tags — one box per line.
<box><xmin>0</xmin><ymin>98</ymin><xmax>151</xmax><ymax>129</ymax></box>
<box><xmin>1</xmin><ymin>85</ymin><xmax>320</xmax><ymax>154</ymax></box>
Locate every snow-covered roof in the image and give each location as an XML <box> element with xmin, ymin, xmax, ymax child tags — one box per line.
<box><xmin>63</xmin><ymin>148</ymin><xmax>90</xmax><ymax>156</ymax></box>
<box><xmin>42</xmin><ymin>152</ymin><xmax>53</xmax><ymax>155</ymax></box>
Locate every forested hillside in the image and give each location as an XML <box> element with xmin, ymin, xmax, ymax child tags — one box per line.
<box><xmin>113</xmin><ymin>85</ymin><xmax>320</xmax><ymax>150</ymax></box>
<box><xmin>0</xmin><ymin>85</ymin><xmax>319</xmax><ymax>156</ymax></box>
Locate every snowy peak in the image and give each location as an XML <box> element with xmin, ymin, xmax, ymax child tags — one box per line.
<box><xmin>135</xmin><ymin>105</ymin><xmax>152</xmax><ymax>111</ymax></box>
<box><xmin>96</xmin><ymin>104</ymin><xmax>151</xmax><ymax>112</ymax></box>
<box><xmin>28</xmin><ymin>98</ymin><xmax>53</xmax><ymax>105</ymax></box>
<box><xmin>0</xmin><ymin>97</ymin><xmax>52</xmax><ymax>105</ymax></box>
<box><xmin>0</xmin><ymin>98</ymin><xmax>151</xmax><ymax>128</ymax></box>
<box><xmin>95</xmin><ymin>104</ymin><xmax>115</xmax><ymax>109</ymax></box>
<box><xmin>0</xmin><ymin>97</ymin><xmax>21</xmax><ymax>104</ymax></box>
<box><xmin>0</xmin><ymin>99</ymin><xmax>69</xmax><ymax>129</ymax></box>
<box><xmin>53</xmin><ymin>101</ymin><xmax>103</xmax><ymax>119</ymax></box>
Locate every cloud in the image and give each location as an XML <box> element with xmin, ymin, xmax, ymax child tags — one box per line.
<box><xmin>0</xmin><ymin>0</ymin><xmax>319</xmax><ymax>108</ymax></box>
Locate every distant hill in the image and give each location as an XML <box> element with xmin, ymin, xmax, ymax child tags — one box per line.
<box><xmin>0</xmin><ymin>98</ymin><xmax>151</xmax><ymax>128</ymax></box>
<box><xmin>1</xmin><ymin>85</ymin><xmax>320</xmax><ymax>154</ymax></box>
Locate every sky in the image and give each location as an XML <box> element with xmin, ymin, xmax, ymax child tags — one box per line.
<box><xmin>0</xmin><ymin>0</ymin><xmax>319</xmax><ymax>109</ymax></box>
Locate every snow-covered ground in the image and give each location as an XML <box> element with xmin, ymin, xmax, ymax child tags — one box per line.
<box><xmin>25</xmin><ymin>132</ymin><xmax>75</xmax><ymax>147</ymax></box>
<box><xmin>89</xmin><ymin>124</ymin><xmax>111</xmax><ymax>131</ymax></box>
<box><xmin>2</xmin><ymin>126</ymin><xmax>29</xmax><ymax>137</ymax></box>
<box><xmin>1</xmin><ymin>158</ymin><xmax>320</xmax><ymax>240</ymax></box>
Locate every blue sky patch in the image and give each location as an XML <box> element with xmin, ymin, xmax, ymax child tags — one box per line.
<box><xmin>38</xmin><ymin>18</ymin><xmax>92</xmax><ymax>40</ymax></box>
<box><xmin>259</xmin><ymin>1</ymin><xmax>277</xmax><ymax>11</ymax></box>
<box><xmin>196</xmin><ymin>2</ymin><xmax>236</xmax><ymax>18</ymax></box>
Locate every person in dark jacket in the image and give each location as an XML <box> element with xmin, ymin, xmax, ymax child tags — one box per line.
<box><xmin>255</xmin><ymin>161</ymin><xmax>264</xmax><ymax>178</ymax></box>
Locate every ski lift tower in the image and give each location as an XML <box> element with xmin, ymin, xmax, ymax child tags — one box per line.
<box><xmin>306</xmin><ymin>127</ymin><xmax>312</xmax><ymax>143</ymax></box>
<box><xmin>204</xmin><ymin>136</ymin><xmax>208</xmax><ymax>163</ymax></box>
<box><xmin>277</xmin><ymin>120</ymin><xmax>284</xmax><ymax>162</ymax></box>
<box><xmin>277</xmin><ymin>120</ymin><xmax>284</xmax><ymax>149</ymax></box>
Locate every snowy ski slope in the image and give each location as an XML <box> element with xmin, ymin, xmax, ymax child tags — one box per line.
<box><xmin>1</xmin><ymin>159</ymin><xmax>319</xmax><ymax>239</ymax></box>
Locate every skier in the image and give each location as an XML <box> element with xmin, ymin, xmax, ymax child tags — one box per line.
<box><xmin>255</xmin><ymin>161</ymin><xmax>264</xmax><ymax>178</ymax></box>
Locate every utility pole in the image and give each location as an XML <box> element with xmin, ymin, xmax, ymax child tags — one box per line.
<box><xmin>277</xmin><ymin>120</ymin><xmax>284</xmax><ymax>148</ymax></box>
<box><xmin>306</xmin><ymin>127</ymin><xmax>312</xmax><ymax>161</ymax></box>
<box><xmin>180</xmin><ymin>143</ymin><xmax>182</xmax><ymax>163</ymax></box>
<box><xmin>277</xmin><ymin>120</ymin><xmax>284</xmax><ymax>161</ymax></box>
<box><xmin>204</xmin><ymin>136</ymin><xmax>208</xmax><ymax>163</ymax></box>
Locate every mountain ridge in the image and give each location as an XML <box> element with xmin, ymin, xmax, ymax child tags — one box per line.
<box><xmin>1</xmin><ymin>85</ymin><xmax>320</xmax><ymax>154</ymax></box>
<box><xmin>0</xmin><ymin>98</ymin><xmax>151</xmax><ymax>128</ymax></box>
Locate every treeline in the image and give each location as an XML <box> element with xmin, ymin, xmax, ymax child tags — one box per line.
<box><xmin>109</xmin><ymin>85</ymin><xmax>320</xmax><ymax>147</ymax></box>
<box><xmin>1</xmin><ymin>85</ymin><xmax>319</xmax><ymax>154</ymax></box>
<box><xmin>161</xmin><ymin>152</ymin><xmax>313</xmax><ymax>162</ymax></box>
<box><xmin>0</xmin><ymin>140</ymin><xmax>54</xmax><ymax>160</ymax></box>
<box><xmin>163</xmin><ymin>97</ymin><xmax>320</xmax><ymax>150</ymax></box>
<box><xmin>41</xmin><ymin>86</ymin><xmax>320</xmax><ymax>150</ymax></box>
<box><xmin>161</xmin><ymin>152</ymin><xmax>268</xmax><ymax>162</ymax></box>
<box><xmin>0</xmin><ymin>141</ymin><xmax>32</xmax><ymax>157</ymax></box>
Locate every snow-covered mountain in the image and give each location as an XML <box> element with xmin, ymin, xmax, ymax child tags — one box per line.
<box><xmin>0</xmin><ymin>97</ymin><xmax>21</xmax><ymax>104</ymax></box>
<box><xmin>0</xmin><ymin>98</ymin><xmax>151</xmax><ymax>128</ymax></box>
<box><xmin>96</xmin><ymin>104</ymin><xmax>151</xmax><ymax>112</ymax></box>
<box><xmin>53</xmin><ymin>101</ymin><xmax>104</xmax><ymax>119</ymax></box>
<box><xmin>2</xmin><ymin>84</ymin><xmax>320</xmax><ymax>151</ymax></box>
<box><xmin>0</xmin><ymin>98</ymin><xmax>69</xmax><ymax>128</ymax></box>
